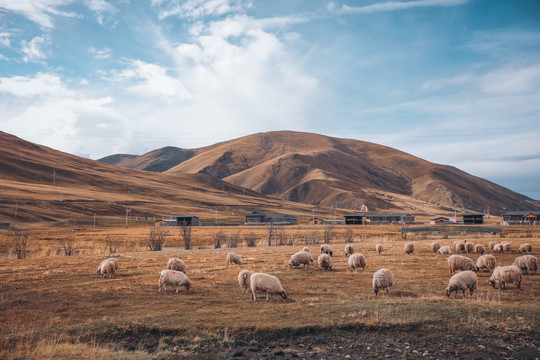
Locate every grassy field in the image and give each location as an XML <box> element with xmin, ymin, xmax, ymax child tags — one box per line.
<box><xmin>0</xmin><ymin>225</ymin><xmax>539</xmax><ymax>359</ymax></box>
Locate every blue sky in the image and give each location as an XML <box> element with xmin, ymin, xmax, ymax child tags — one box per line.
<box><xmin>1</xmin><ymin>0</ymin><xmax>540</xmax><ymax>200</ymax></box>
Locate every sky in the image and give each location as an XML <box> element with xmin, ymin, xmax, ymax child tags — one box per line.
<box><xmin>0</xmin><ymin>0</ymin><xmax>540</xmax><ymax>200</ymax></box>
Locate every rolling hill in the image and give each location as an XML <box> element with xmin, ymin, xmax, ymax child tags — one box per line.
<box><xmin>100</xmin><ymin>131</ymin><xmax>540</xmax><ymax>214</ymax></box>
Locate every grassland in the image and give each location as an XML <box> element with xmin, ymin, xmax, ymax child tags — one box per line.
<box><xmin>0</xmin><ymin>225</ymin><xmax>539</xmax><ymax>359</ymax></box>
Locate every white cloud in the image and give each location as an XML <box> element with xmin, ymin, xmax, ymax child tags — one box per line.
<box><xmin>83</xmin><ymin>0</ymin><xmax>117</xmax><ymax>25</ymax></box>
<box><xmin>21</xmin><ymin>35</ymin><xmax>48</xmax><ymax>63</ymax></box>
<box><xmin>330</xmin><ymin>0</ymin><xmax>471</xmax><ymax>14</ymax></box>
<box><xmin>153</xmin><ymin>0</ymin><xmax>250</xmax><ymax>19</ymax></box>
<box><xmin>89</xmin><ymin>46</ymin><xmax>111</xmax><ymax>59</ymax></box>
<box><xmin>0</xmin><ymin>32</ymin><xmax>11</xmax><ymax>47</ymax></box>
<box><xmin>0</xmin><ymin>72</ymin><xmax>68</xmax><ymax>97</ymax></box>
<box><xmin>0</xmin><ymin>0</ymin><xmax>74</xmax><ymax>29</ymax></box>
<box><xmin>480</xmin><ymin>65</ymin><xmax>540</xmax><ymax>95</ymax></box>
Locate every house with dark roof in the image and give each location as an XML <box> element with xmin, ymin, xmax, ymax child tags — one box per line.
<box><xmin>503</xmin><ymin>211</ymin><xmax>540</xmax><ymax>224</ymax></box>
<box><xmin>366</xmin><ymin>213</ymin><xmax>415</xmax><ymax>224</ymax></box>
<box><xmin>344</xmin><ymin>214</ymin><xmax>365</xmax><ymax>225</ymax></box>
<box><xmin>460</xmin><ymin>213</ymin><xmax>485</xmax><ymax>224</ymax></box>
<box><xmin>245</xmin><ymin>212</ymin><xmax>297</xmax><ymax>225</ymax></box>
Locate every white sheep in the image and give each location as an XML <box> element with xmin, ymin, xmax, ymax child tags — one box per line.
<box><xmin>447</xmin><ymin>255</ymin><xmax>477</xmax><ymax>274</ymax></box>
<box><xmin>465</xmin><ymin>242</ymin><xmax>474</xmax><ymax>254</ymax></box>
<box><xmin>289</xmin><ymin>251</ymin><xmax>312</xmax><ymax>269</ymax></box>
<box><xmin>518</xmin><ymin>243</ymin><xmax>532</xmax><ymax>254</ymax></box>
<box><xmin>301</xmin><ymin>247</ymin><xmax>311</xmax><ymax>253</ymax></box>
<box><xmin>237</xmin><ymin>269</ymin><xmax>254</xmax><ymax>294</ymax></box>
<box><xmin>372</xmin><ymin>268</ymin><xmax>394</xmax><ymax>296</ymax></box>
<box><xmin>318</xmin><ymin>253</ymin><xmax>332</xmax><ymax>271</ymax></box>
<box><xmin>438</xmin><ymin>246</ymin><xmax>453</xmax><ymax>255</ymax></box>
<box><xmin>501</xmin><ymin>241</ymin><xmax>511</xmax><ymax>253</ymax></box>
<box><xmin>320</xmin><ymin>244</ymin><xmax>333</xmax><ymax>256</ymax></box>
<box><xmin>97</xmin><ymin>259</ymin><xmax>117</xmax><ymax>279</ymax></box>
<box><xmin>453</xmin><ymin>240</ymin><xmax>466</xmax><ymax>253</ymax></box>
<box><xmin>489</xmin><ymin>265</ymin><xmax>522</xmax><ymax>289</ymax></box>
<box><xmin>404</xmin><ymin>242</ymin><xmax>414</xmax><ymax>255</ymax></box>
<box><xmin>96</xmin><ymin>257</ymin><xmax>119</xmax><ymax>275</ymax></box>
<box><xmin>445</xmin><ymin>270</ymin><xmax>477</xmax><ymax>298</ymax></box>
<box><xmin>158</xmin><ymin>270</ymin><xmax>191</xmax><ymax>293</ymax></box>
<box><xmin>476</xmin><ymin>254</ymin><xmax>496</xmax><ymax>273</ymax></box>
<box><xmin>348</xmin><ymin>253</ymin><xmax>366</xmax><ymax>271</ymax></box>
<box><xmin>167</xmin><ymin>258</ymin><xmax>186</xmax><ymax>272</ymax></box>
<box><xmin>493</xmin><ymin>244</ymin><xmax>503</xmax><ymax>254</ymax></box>
<box><xmin>474</xmin><ymin>244</ymin><xmax>486</xmax><ymax>255</ymax></box>
<box><xmin>488</xmin><ymin>241</ymin><xmax>497</xmax><ymax>251</ymax></box>
<box><xmin>250</xmin><ymin>272</ymin><xmax>287</xmax><ymax>301</ymax></box>
<box><xmin>376</xmin><ymin>243</ymin><xmax>383</xmax><ymax>255</ymax></box>
<box><xmin>226</xmin><ymin>252</ymin><xmax>242</xmax><ymax>266</ymax></box>
<box><xmin>344</xmin><ymin>244</ymin><xmax>354</xmax><ymax>257</ymax></box>
<box><xmin>512</xmin><ymin>255</ymin><xmax>538</xmax><ymax>274</ymax></box>
<box><xmin>431</xmin><ymin>241</ymin><xmax>441</xmax><ymax>253</ymax></box>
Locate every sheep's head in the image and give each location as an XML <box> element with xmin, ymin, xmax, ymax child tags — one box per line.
<box><xmin>288</xmin><ymin>260</ymin><xmax>294</xmax><ymax>268</ymax></box>
<box><xmin>280</xmin><ymin>291</ymin><xmax>288</xmax><ymax>300</ymax></box>
<box><xmin>373</xmin><ymin>287</ymin><xmax>379</xmax><ymax>296</ymax></box>
<box><xmin>445</xmin><ymin>287</ymin><xmax>451</xmax><ymax>297</ymax></box>
<box><xmin>329</xmin><ymin>251</ymin><xmax>333</xmax><ymax>257</ymax></box>
<box><xmin>184</xmin><ymin>281</ymin><xmax>191</xmax><ymax>291</ymax></box>
<box><xmin>489</xmin><ymin>279</ymin><xmax>496</xmax><ymax>288</ymax></box>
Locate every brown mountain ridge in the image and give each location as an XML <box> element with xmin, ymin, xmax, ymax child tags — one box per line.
<box><xmin>99</xmin><ymin>131</ymin><xmax>540</xmax><ymax>213</ymax></box>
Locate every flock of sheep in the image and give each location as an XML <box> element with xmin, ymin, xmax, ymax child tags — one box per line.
<box><xmin>95</xmin><ymin>239</ymin><xmax>537</xmax><ymax>301</ymax></box>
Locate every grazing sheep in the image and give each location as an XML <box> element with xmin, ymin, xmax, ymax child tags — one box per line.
<box><xmin>404</xmin><ymin>242</ymin><xmax>414</xmax><ymax>255</ymax></box>
<box><xmin>431</xmin><ymin>241</ymin><xmax>441</xmax><ymax>253</ymax></box>
<box><xmin>454</xmin><ymin>240</ymin><xmax>466</xmax><ymax>253</ymax></box>
<box><xmin>158</xmin><ymin>270</ymin><xmax>191</xmax><ymax>293</ymax></box>
<box><xmin>98</xmin><ymin>259</ymin><xmax>117</xmax><ymax>279</ymax></box>
<box><xmin>348</xmin><ymin>253</ymin><xmax>366</xmax><ymax>271</ymax></box>
<box><xmin>447</xmin><ymin>255</ymin><xmax>477</xmax><ymax>274</ymax></box>
<box><xmin>226</xmin><ymin>252</ymin><xmax>242</xmax><ymax>266</ymax></box>
<box><xmin>344</xmin><ymin>244</ymin><xmax>354</xmax><ymax>257</ymax></box>
<box><xmin>237</xmin><ymin>269</ymin><xmax>254</xmax><ymax>294</ymax></box>
<box><xmin>438</xmin><ymin>246</ymin><xmax>453</xmax><ymax>255</ymax></box>
<box><xmin>519</xmin><ymin>243</ymin><xmax>533</xmax><ymax>254</ymax></box>
<box><xmin>489</xmin><ymin>265</ymin><xmax>522</xmax><ymax>289</ymax></box>
<box><xmin>445</xmin><ymin>271</ymin><xmax>477</xmax><ymax>298</ymax></box>
<box><xmin>167</xmin><ymin>258</ymin><xmax>186</xmax><ymax>272</ymax></box>
<box><xmin>474</xmin><ymin>244</ymin><xmax>486</xmax><ymax>255</ymax></box>
<box><xmin>476</xmin><ymin>254</ymin><xmax>496</xmax><ymax>273</ymax></box>
<box><xmin>96</xmin><ymin>257</ymin><xmax>119</xmax><ymax>275</ymax></box>
<box><xmin>465</xmin><ymin>242</ymin><xmax>474</xmax><ymax>254</ymax></box>
<box><xmin>513</xmin><ymin>255</ymin><xmax>538</xmax><ymax>274</ymax></box>
<box><xmin>488</xmin><ymin>242</ymin><xmax>497</xmax><ymax>251</ymax></box>
<box><xmin>320</xmin><ymin>244</ymin><xmax>333</xmax><ymax>256</ymax></box>
<box><xmin>501</xmin><ymin>241</ymin><xmax>511</xmax><ymax>253</ymax></box>
<box><xmin>376</xmin><ymin>243</ymin><xmax>383</xmax><ymax>255</ymax></box>
<box><xmin>301</xmin><ymin>247</ymin><xmax>311</xmax><ymax>253</ymax></box>
<box><xmin>289</xmin><ymin>251</ymin><xmax>312</xmax><ymax>269</ymax></box>
<box><xmin>372</xmin><ymin>268</ymin><xmax>394</xmax><ymax>296</ymax></box>
<box><xmin>493</xmin><ymin>244</ymin><xmax>503</xmax><ymax>254</ymax></box>
<box><xmin>250</xmin><ymin>273</ymin><xmax>287</xmax><ymax>301</ymax></box>
<box><xmin>318</xmin><ymin>253</ymin><xmax>332</xmax><ymax>271</ymax></box>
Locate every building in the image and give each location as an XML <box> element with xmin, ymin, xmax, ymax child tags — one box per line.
<box><xmin>503</xmin><ymin>211</ymin><xmax>540</xmax><ymax>224</ymax></box>
<box><xmin>245</xmin><ymin>212</ymin><xmax>298</xmax><ymax>225</ymax></box>
<box><xmin>430</xmin><ymin>216</ymin><xmax>449</xmax><ymax>225</ymax></box>
<box><xmin>460</xmin><ymin>213</ymin><xmax>485</xmax><ymax>224</ymax></box>
<box><xmin>344</xmin><ymin>214</ymin><xmax>365</xmax><ymax>225</ymax></box>
<box><xmin>309</xmin><ymin>217</ymin><xmax>325</xmax><ymax>225</ymax></box>
<box><xmin>174</xmin><ymin>215</ymin><xmax>199</xmax><ymax>226</ymax></box>
<box><xmin>366</xmin><ymin>213</ymin><xmax>415</xmax><ymax>224</ymax></box>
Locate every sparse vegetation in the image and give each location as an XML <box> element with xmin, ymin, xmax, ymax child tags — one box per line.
<box><xmin>244</xmin><ymin>232</ymin><xmax>257</xmax><ymax>247</ymax></box>
<box><xmin>323</xmin><ymin>225</ymin><xmax>335</xmax><ymax>243</ymax></box>
<box><xmin>179</xmin><ymin>221</ymin><xmax>192</xmax><ymax>250</ymax></box>
<box><xmin>228</xmin><ymin>231</ymin><xmax>240</xmax><ymax>248</ymax></box>
<box><xmin>105</xmin><ymin>235</ymin><xmax>121</xmax><ymax>253</ymax></box>
<box><xmin>10</xmin><ymin>228</ymin><xmax>29</xmax><ymax>259</ymax></box>
<box><xmin>344</xmin><ymin>228</ymin><xmax>354</xmax><ymax>243</ymax></box>
<box><xmin>214</xmin><ymin>231</ymin><xmax>226</xmax><ymax>249</ymax></box>
<box><xmin>61</xmin><ymin>231</ymin><xmax>75</xmax><ymax>256</ymax></box>
<box><xmin>146</xmin><ymin>226</ymin><xmax>168</xmax><ymax>251</ymax></box>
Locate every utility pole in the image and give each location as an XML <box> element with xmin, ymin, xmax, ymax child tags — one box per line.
<box><xmin>215</xmin><ymin>209</ymin><xmax>218</xmax><ymax>225</ymax></box>
<box><xmin>125</xmin><ymin>208</ymin><xmax>131</xmax><ymax>228</ymax></box>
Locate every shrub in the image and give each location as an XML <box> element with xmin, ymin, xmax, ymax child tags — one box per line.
<box><xmin>147</xmin><ymin>226</ymin><xmax>168</xmax><ymax>251</ymax></box>
<box><xmin>323</xmin><ymin>225</ymin><xmax>335</xmax><ymax>243</ymax></box>
<box><xmin>105</xmin><ymin>236</ymin><xmax>121</xmax><ymax>253</ymax></box>
<box><xmin>62</xmin><ymin>231</ymin><xmax>75</xmax><ymax>256</ymax></box>
<box><xmin>179</xmin><ymin>221</ymin><xmax>192</xmax><ymax>250</ymax></box>
<box><xmin>11</xmin><ymin>229</ymin><xmax>29</xmax><ymax>259</ymax></box>
<box><xmin>214</xmin><ymin>231</ymin><xmax>226</xmax><ymax>249</ymax></box>
<box><xmin>344</xmin><ymin>228</ymin><xmax>354</xmax><ymax>243</ymax></box>
<box><xmin>244</xmin><ymin>233</ymin><xmax>257</xmax><ymax>247</ymax></box>
<box><xmin>229</xmin><ymin>231</ymin><xmax>240</xmax><ymax>248</ymax></box>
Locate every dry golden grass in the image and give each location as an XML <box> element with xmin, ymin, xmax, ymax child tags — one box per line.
<box><xmin>0</xmin><ymin>225</ymin><xmax>539</xmax><ymax>358</ymax></box>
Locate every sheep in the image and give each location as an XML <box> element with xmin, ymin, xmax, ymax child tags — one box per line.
<box><xmin>372</xmin><ymin>268</ymin><xmax>394</xmax><ymax>296</ymax></box>
<box><xmin>493</xmin><ymin>244</ymin><xmax>503</xmax><ymax>254</ymax></box>
<box><xmin>519</xmin><ymin>243</ymin><xmax>533</xmax><ymax>254</ymax></box>
<box><xmin>318</xmin><ymin>253</ymin><xmax>332</xmax><ymax>271</ymax></box>
<box><xmin>96</xmin><ymin>257</ymin><xmax>119</xmax><ymax>275</ymax></box>
<box><xmin>344</xmin><ymin>244</ymin><xmax>354</xmax><ymax>257</ymax></box>
<box><xmin>376</xmin><ymin>243</ymin><xmax>383</xmax><ymax>255</ymax></box>
<box><xmin>447</xmin><ymin>255</ymin><xmax>477</xmax><ymax>274</ymax></box>
<box><xmin>488</xmin><ymin>241</ymin><xmax>497</xmax><ymax>251</ymax></box>
<box><xmin>226</xmin><ymin>252</ymin><xmax>242</xmax><ymax>266</ymax></box>
<box><xmin>237</xmin><ymin>269</ymin><xmax>254</xmax><ymax>294</ymax></box>
<box><xmin>489</xmin><ymin>265</ymin><xmax>522</xmax><ymax>289</ymax></box>
<box><xmin>98</xmin><ymin>259</ymin><xmax>117</xmax><ymax>279</ymax></box>
<box><xmin>438</xmin><ymin>246</ymin><xmax>453</xmax><ymax>255</ymax></box>
<box><xmin>301</xmin><ymin>247</ymin><xmax>311</xmax><ymax>253</ymax></box>
<box><xmin>512</xmin><ymin>255</ymin><xmax>538</xmax><ymax>274</ymax></box>
<box><xmin>158</xmin><ymin>270</ymin><xmax>191</xmax><ymax>293</ymax></box>
<box><xmin>320</xmin><ymin>244</ymin><xmax>333</xmax><ymax>256</ymax></box>
<box><xmin>404</xmin><ymin>242</ymin><xmax>414</xmax><ymax>255</ymax></box>
<box><xmin>445</xmin><ymin>271</ymin><xmax>477</xmax><ymax>298</ymax></box>
<box><xmin>299</xmin><ymin>247</ymin><xmax>315</xmax><ymax>262</ymax></box>
<box><xmin>465</xmin><ymin>242</ymin><xmax>474</xmax><ymax>254</ymax></box>
<box><xmin>289</xmin><ymin>251</ymin><xmax>312</xmax><ymax>269</ymax></box>
<box><xmin>501</xmin><ymin>241</ymin><xmax>511</xmax><ymax>253</ymax></box>
<box><xmin>431</xmin><ymin>241</ymin><xmax>441</xmax><ymax>253</ymax></box>
<box><xmin>348</xmin><ymin>253</ymin><xmax>366</xmax><ymax>271</ymax></box>
<box><xmin>453</xmin><ymin>239</ymin><xmax>466</xmax><ymax>253</ymax></box>
<box><xmin>167</xmin><ymin>258</ymin><xmax>186</xmax><ymax>272</ymax></box>
<box><xmin>474</xmin><ymin>244</ymin><xmax>486</xmax><ymax>255</ymax></box>
<box><xmin>476</xmin><ymin>254</ymin><xmax>496</xmax><ymax>273</ymax></box>
<box><xmin>250</xmin><ymin>272</ymin><xmax>287</xmax><ymax>301</ymax></box>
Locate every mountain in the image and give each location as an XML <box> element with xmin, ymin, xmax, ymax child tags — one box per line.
<box><xmin>100</xmin><ymin>131</ymin><xmax>540</xmax><ymax>213</ymax></box>
<box><xmin>0</xmin><ymin>131</ymin><xmax>313</xmax><ymax>223</ymax></box>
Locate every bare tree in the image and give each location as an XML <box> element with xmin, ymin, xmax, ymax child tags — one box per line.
<box><xmin>267</xmin><ymin>221</ymin><xmax>276</xmax><ymax>246</ymax></box>
<box><xmin>274</xmin><ymin>226</ymin><xmax>286</xmax><ymax>246</ymax></box>
<box><xmin>179</xmin><ymin>220</ymin><xmax>192</xmax><ymax>250</ymax></box>
<box><xmin>229</xmin><ymin>231</ymin><xmax>240</xmax><ymax>248</ymax></box>
<box><xmin>344</xmin><ymin>228</ymin><xmax>354</xmax><ymax>243</ymax></box>
<box><xmin>214</xmin><ymin>231</ymin><xmax>226</xmax><ymax>249</ymax></box>
<box><xmin>11</xmin><ymin>229</ymin><xmax>29</xmax><ymax>259</ymax></box>
<box><xmin>147</xmin><ymin>226</ymin><xmax>168</xmax><ymax>251</ymax></box>
<box><xmin>105</xmin><ymin>235</ymin><xmax>121</xmax><ymax>253</ymax></box>
<box><xmin>62</xmin><ymin>231</ymin><xmax>75</xmax><ymax>256</ymax></box>
<box><xmin>323</xmin><ymin>225</ymin><xmax>335</xmax><ymax>243</ymax></box>
<box><xmin>304</xmin><ymin>227</ymin><xmax>316</xmax><ymax>245</ymax></box>
<box><xmin>244</xmin><ymin>232</ymin><xmax>257</xmax><ymax>247</ymax></box>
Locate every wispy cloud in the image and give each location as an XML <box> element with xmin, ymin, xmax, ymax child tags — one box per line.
<box><xmin>83</xmin><ymin>0</ymin><xmax>117</xmax><ymax>25</ymax></box>
<box><xmin>88</xmin><ymin>46</ymin><xmax>111</xmax><ymax>59</ymax></box>
<box><xmin>0</xmin><ymin>32</ymin><xmax>12</xmax><ymax>47</ymax></box>
<box><xmin>152</xmin><ymin>0</ymin><xmax>250</xmax><ymax>20</ymax></box>
<box><xmin>21</xmin><ymin>35</ymin><xmax>49</xmax><ymax>63</ymax></box>
<box><xmin>0</xmin><ymin>0</ymin><xmax>74</xmax><ymax>29</ymax></box>
<box><xmin>328</xmin><ymin>0</ymin><xmax>471</xmax><ymax>14</ymax></box>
